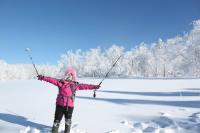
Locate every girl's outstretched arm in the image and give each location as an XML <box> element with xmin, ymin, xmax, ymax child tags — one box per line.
<box><xmin>75</xmin><ymin>83</ymin><xmax>100</xmax><ymax>90</ymax></box>
<box><xmin>37</xmin><ymin>75</ymin><xmax>61</xmax><ymax>87</ymax></box>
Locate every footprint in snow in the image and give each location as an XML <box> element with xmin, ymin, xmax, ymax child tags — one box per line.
<box><xmin>159</xmin><ymin>112</ymin><xmax>171</xmax><ymax>117</ymax></box>
<box><xmin>121</xmin><ymin>120</ymin><xmax>133</xmax><ymax>128</ymax></box>
<box><xmin>152</xmin><ymin>116</ymin><xmax>177</xmax><ymax>128</ymax></box>
<box><xmin>189</xmin><ymin>112</ymin><xmax>200</xmax><ymax>123</ymax></box>
<box><xmin>106</xmin><ymin>129</ymin><xmax>123</xmax><ymax>133</ymax></box>
<box><xmin>143</xmin><ymin>126</ymin><xmax>160</xmax><ymax>133</ymax></box>
<box><xmin>20</xmin><ymin>126</ymin><xmax>41</xmax><ymax>133</ymax></box>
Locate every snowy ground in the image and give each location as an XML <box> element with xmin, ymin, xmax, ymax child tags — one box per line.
<box><xmin>0</xmin><ymin>79</ymin><xmax>200</xmax><ymax>133</ymax></box>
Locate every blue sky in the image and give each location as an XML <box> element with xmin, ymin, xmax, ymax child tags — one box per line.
<box><xmin>0</xmin><ymin>0</ymin><xmax>200</xmax><ymax>65</ymax></box>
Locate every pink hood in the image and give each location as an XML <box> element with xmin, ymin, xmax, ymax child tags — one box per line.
<box><xmin>65</xmin><ymin>67</ymin><xmax>77</xmax><ymax>81</ymax></box>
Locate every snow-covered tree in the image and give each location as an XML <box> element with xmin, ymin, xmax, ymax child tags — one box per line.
<box><xmin>1</xmin><ymin>19</ymin><xmax>200</xmax><ymax>80</ymax></box>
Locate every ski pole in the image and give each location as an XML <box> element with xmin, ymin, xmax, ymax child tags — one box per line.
<box><xmin>93</xmin><ymin>55</ymin><xmax>122</xmax><ymax>98</ymax></box>
<box><xmin>25</xmin><ymin>48</ymin><xmax>39</xmax><ymax>76</ymax></box>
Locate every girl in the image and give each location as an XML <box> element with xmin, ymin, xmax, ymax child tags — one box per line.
<box><xmin>37</xmin><ymin>67</ymin><xmax>100</xmax><ymax>133</ymax></box>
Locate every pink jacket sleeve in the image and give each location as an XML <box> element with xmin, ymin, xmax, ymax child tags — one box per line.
<box><xmin>41</xmin><ymin>76</ymin><xmax>61</xmax><ymax>87</ymax></box>
<box><xmin>75</xmin><ymin>83</ymin><xmax>98</xmax><ymax>90</ymax></box>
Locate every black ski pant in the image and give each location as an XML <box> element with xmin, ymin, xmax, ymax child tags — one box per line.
<box><xmin>54</xmin><ymin>105</ymin><xmax>74</xmax><ymax>123</ymax></box>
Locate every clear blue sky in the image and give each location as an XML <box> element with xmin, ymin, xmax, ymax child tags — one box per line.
<box><xmin>0</xmin><ymin>0</ymin><xmax>200</xmax><ymax>65</ymax></box>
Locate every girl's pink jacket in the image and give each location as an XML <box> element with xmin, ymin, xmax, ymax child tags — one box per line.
<box><xmin>40</xmin><ymin>76</ymin><xmax>98</xmax><ymax>107</ymax></box>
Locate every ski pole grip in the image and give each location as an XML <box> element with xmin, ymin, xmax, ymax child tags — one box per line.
<box><xmin>93</xmin><ymin>81</ymin><xmax>102</xmax><ymax>98</ymax></box>
<box><xmin>93</xmin><ymin>91</ymin><xmax>96</xmax><ymax>98</ymax></box>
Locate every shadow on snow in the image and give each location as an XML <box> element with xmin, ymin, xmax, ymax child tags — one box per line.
<box><xmin>0</xmin><ymin>113</ymin><xmax>51</xmax><ymax>131</ymax></box>
<box><xmin>77</xmin><ymin>96</ymin><xmax>200</xmax><ymax>108</ymax></box>
<box><xmin>183</xmin><ymin>88</ymin><xmax>200</xmax><ymax>91</ymax></box>
<box><xmin>99</xmin><ymin>90</ymin><xmax>200</xmax><ymax>97</ymax></box>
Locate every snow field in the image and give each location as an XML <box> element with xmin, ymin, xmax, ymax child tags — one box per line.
<box><xmin>0</xmin><ymin>79</ymin><xmax>200</xmax><ymax>133</ymax></box>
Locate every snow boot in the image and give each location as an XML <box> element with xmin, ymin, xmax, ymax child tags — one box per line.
<box><xmin>52</xmin><ymin>120</ymin><xmax>60</xmax><ymax>133</ymax></box>
<box><xmin>64</xmin><ymin>119</ymin><xmax>72</xmax><ymax>133</ymax></box>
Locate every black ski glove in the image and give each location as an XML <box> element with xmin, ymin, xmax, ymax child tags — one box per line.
<box><xmin>95</xmin><ymin>85</ymin><xmax>101</xmax><ymax>89</ymax></box>
<box><xmin>37</xmin><ymin>75</ymin><xmax>44</xmax><ymax>80</ymax></box>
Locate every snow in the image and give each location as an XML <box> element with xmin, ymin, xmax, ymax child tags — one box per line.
<box><xmin>0</xmin><ymin>79</ymin><xmax>200</xmax><ymax>133</ymax></box>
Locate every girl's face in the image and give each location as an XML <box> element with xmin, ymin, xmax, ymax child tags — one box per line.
<box><xmin>66</xmin><ymin>73</ymin><xmax>73</xmax><ymax>80</ymax></box>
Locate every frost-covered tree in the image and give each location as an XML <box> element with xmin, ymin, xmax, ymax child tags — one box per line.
<box><xmin>58</xmin><ymin>49</ymin><xmax>83</xmax><ymax>78</ymax></box>
<box><xmin>1</xmin><ymin>19</ymin><xmax>200</xmax><ymax>80</ymax></box>
<box><xmin>105</xmin><ymin>45</ymin><xmax>124</xmax><ymax>77</ymax></box>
